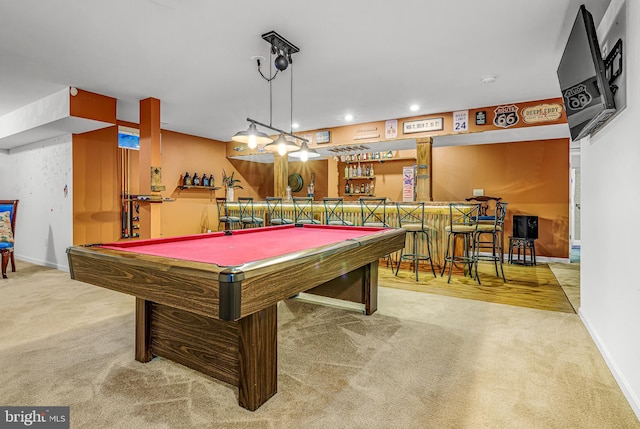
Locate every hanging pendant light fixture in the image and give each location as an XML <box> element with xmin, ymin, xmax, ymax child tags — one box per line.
<box><xmin>264</xmin><ymin>133</ymin><xmax>299</xmax><ymax>155</ymax></box>
<box><xmin>231</xmin><ymin>31</ymin><xmax>311</xmax><ymax>158</ymax></box>
<box><xmin>289</xmin><ymin>140</ymin><xmax>320</xmax><ymax>162</ymax></box>
<box><xmin>231</xmin><ymin>121</ymin><xmax>273</xmax><ymax>149</ymax></box>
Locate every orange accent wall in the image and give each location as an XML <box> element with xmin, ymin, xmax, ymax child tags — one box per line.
<box><xmin>160</xmin><ymin>131</ymin><xmax>268</xmax><ymax>237</ymax></box>
<box><xmin>72</xmin><ymin>126</ymin><xmax>120</xmax><ymax>245</ymax></box>
<box><xmin>432</xmin><ymin>138</ymin><xmax>570</xmax><ymax>259</ymax></box>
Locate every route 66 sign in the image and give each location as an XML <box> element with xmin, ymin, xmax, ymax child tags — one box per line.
<box><xmin>563</xmin><ymin>83</ymin><xmax>593</xmax><ymax>112</ymax></box>
<box><xmin>493</xmin><ymin>104</ymin><xmax>519</xmax><ymax>128</ymax></box>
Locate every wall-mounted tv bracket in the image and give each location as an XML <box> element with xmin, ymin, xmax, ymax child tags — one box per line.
<box><xmin>604</xmin><ymin>38</ymin><xmax>623</xmax><ymax>94</ymax></box>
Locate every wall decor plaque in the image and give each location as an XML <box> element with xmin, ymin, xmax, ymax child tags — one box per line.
<box><xmin>403</xmin><ymin>117</ymin><xmax>443</xmax><ymax>134</ymax></box>
<box><xmin>521</xmin><ymin>103</ymin><xmax>564</xmax><ymax>124</ymax></box>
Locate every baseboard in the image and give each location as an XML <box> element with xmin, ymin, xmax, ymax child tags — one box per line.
<box><xmin>14</xmin><ymin>255</ymin><xmax>69</xmax><ymax>272</ymax></box>
<box><xmin>579</xmin><ymin>307</ymin><xmax>640</xmax><ymax>421</ymax></box>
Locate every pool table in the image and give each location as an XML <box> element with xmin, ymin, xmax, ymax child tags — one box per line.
<box><xmin>67</xmin><ymin>223</ymin><xmax>405</xmax><ymax>410</ymax></box>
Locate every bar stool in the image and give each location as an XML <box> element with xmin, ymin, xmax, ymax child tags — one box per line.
<box><xmin>395</xmin><ymin>202</ymin><xmax>436</xmax><ymax>281</ymax></box>
<box><xmin>359</xmin><ymin>197</ymin><xmax>394</xmax><ymax>269</ymax></box>
<box><xmin>508</xmin><ymin>237</ymin><xmax>537</xmax><ymax>265</ymax></box>
<box><xmin>441</xmin><ymin>203</ymin><xmax>481</xmax><ymax>284</ymax></box>
<box><xmin>293</xmin><ymin>197</ymin><xmax>321</xmax><ymax>224</ymax></box>
<box><xmin>474</xmin><ymin>201</ymin><xmax>508</xmax><ymax>282</ymax></box>
<box><xmin>216</xmin><ymin>197</ymin><xmax>241</xmax><ymax>231</ymax></box>
<box><xmin>359</xmin><ymin>197</ymin><xmax>388</xmax><ymax>227</ymax></box>
<box><xmin>323</xmin><ymin>197</ymin><xmax>354</xmax><ymax>226</ymax></box>
<box><xmin>266</xmin><ymin>197</ymin><xmax>293</xmax><ymax>226</ymax></box>
<box><xmin>238</xmin><ymin>197</ymin><xmax>263</xmax><ymax>228</ymax></box>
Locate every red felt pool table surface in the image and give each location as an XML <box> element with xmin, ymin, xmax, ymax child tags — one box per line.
<box><xmin>99</xmin><ymin>224</ymin><xmax>386</xmax><ymax>267</ymax></box>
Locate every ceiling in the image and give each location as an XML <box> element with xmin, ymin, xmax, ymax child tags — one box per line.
<box><xmin>0</xmin><ymin>0</ymin><xmax>610</xmax><ymax>151</ymax></box>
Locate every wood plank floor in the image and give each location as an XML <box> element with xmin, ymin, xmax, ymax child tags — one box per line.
<box><xmin>378</xmin><ymin>259</ymin><xmax>577</xmax><ymax>314</ymax></box>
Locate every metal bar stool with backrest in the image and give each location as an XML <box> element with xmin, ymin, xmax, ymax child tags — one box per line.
<box><xmin>474</xmin><ymin>201</ymin><xmax>508</xmax><ymax>282</ymax></box>
<box><xmin>323</xmin><ymin>197</ymin><xmax>354</xmax><ymax>226</ymax></box>
<box><xmin>359</xmin><ymin>197</ymin><xmax>388</xmax><ymax>227</ymax></box>
<box><xmin>395</xmin><ymin>202</ymin><xmax>436</xmax><ymax>281</ymax></box>
<box><xmin>0</xmin><ymin>199</ymin><xmax>18</xmax><ymax>279</ymax></box>
<box><xmin>441</xmin><ymin>203</ymin><xmax>481</xmax><ymax>284</ymax></box>
<box><xmin>266</xmin><ymin>197</ymin><xmax>293</xmax><ymax>226</ymax></box>
<box><xmin>216</xmin><ymin>197</ymin><xmax>241</xmax><ymax>231</ymax></box>
<box><xmin>292</xmin><ymin>197</ymin><xmax>321</xmax><ymax>224</ymax></box>
<box><xmin>238</xmin><ymin>197</ymin><xmax>263</xmax><ymax>229</ymax></box>
<box><xmin>359</xmin><ymin>197</ymin><xmax>394</xmax><ymax>269</ymax></box>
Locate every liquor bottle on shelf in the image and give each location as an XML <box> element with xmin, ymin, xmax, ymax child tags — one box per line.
<box><xmin>209</xmin><ymin>174</ymin><xmax>215</xmax><ymax>187</ymax></box>
<box><xmin>350</xmin><ymin>183</ymin><xmax>355</xmax><ymax>194</ymax></box>
<box><xmin>360</xmin><ymin>183</ymin><xmax>365</xmax><ymax>193</ymax></box>
<box><xmin>365</xmin><ymin>183</ymin><xmax>369</xmax><ymax>194</ymax></box>
<box><xmin>357</xmin><ymin>163</ymin><xmax>362</xmax><ymax>177</ymax></box>
<box><xmin>370</xmin><ymin>180</ymin><xmax>375</xmax><ymax>194</ymax></box>
<box><xmin>370</xmin><ymin>164</ymin><xmax>374</xmax><ymax>176</ymax></box>
<box><xmin>202</xmin><ymin>174</ymin><xmax>209</xmax><ymax>187</ymax></box>
<box><xmin>345</xmin><ymin>182</ymin><xmax>350</xmax><ymax>194</ymax></box>
<box><xmin>344</xmin><ymin>164</ymin><xmax>349</xmax><ymax>179</ymax></box>
<box><xmin>193</xmin><ymin>173</ymin><xmax>200</xmax><ymax>186</ymax></box>
<box><xmin>183</xmin><ymin>172</ymin><xmax>191</xmax><ymax>186</ymax></box>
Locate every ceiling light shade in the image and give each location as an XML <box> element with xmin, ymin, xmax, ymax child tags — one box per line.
<box><xmin>232</xmin><ymin>122</ymin><xmax>273</xmax><ymax>149</ymax></box>
<box><xmin>289</xmin><ymin>140</ymin><xmax>320</xmax><ymax>162</ymax></box>
<box><xmin>263</xmin><ymin>133</ymin><xmax>299</xmax><ymax>155</ymax></box>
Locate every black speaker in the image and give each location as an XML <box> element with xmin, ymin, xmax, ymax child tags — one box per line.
<box><xmin>513</xmin><ymin>215</ymin><xmax>538</xmax><ymax>239</ymax></box>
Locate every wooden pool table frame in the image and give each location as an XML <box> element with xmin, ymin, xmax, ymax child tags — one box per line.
<box><xmin>67</xmin><ymin>224</ymin><xmax>405</xmax><ymax>410</ymax></box>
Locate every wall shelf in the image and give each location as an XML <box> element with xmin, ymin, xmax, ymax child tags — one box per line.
<box><xmin>178</xmin><ymin>185</ymin><xmax>221</xmax><ymax>191</ymax></box>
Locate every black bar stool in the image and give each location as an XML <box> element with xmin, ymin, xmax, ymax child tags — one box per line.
<box><xmin>441</xmin><ymin>203</ymin><xmax>481</xmax><ymax>284</ymax></box>
<box><xmin>474</xmin><ymin>201</ymin><xmax>508</xmax><ymax>282</ymax></box>
<box><xmin>266</xmin><ymin>197</ymin><xmax>293</xmax><ymax>226</ymax></box>
<box><xmin>238</xmin><ymin>197</ymin><xmax>263</xmax><ymax>228</ymax></box>
<box><xmin>323</xmin><ymin>197</ymin><xmax>354</xmax><ymax>225</ymax></box>
<box><xmin>293</xmin><ymin>197</ymin><xmax>321</xmax><ymax>224</ymax></box>
<box><xmin>395</xmin><ymin>202</ymin><xmax>436</xmax><ymax>281</ymax></box>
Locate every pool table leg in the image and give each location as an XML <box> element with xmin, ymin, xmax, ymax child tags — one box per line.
<box><xmin>238</xmin><ymin>304</ymin><xmax>278</xmax><ymax>411</ymax></box>
<box><xmin>135</xmin><ymin>298</ymin><xmax>152</xmax><ymax>363</ymax></box>
<box><xmin>365</xmin><ymin>261</ymin><xmax>378</xmax><ymax>316</ymax></box>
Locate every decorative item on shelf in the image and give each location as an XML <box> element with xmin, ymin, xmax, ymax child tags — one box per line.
<box><xmin>222</xmin><ymin>170</ymin><xmax>243</xmax><ymax>202</ymax></box>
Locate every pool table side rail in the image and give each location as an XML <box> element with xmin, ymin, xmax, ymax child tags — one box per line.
<box><xmin>66</xmin><ymin>227</ymin><xmax>406</xmax><ymax>321</ymax></box>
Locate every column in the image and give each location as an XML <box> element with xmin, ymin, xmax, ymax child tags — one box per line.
<box><xmin>415</xmin><ymin>137</ymin><xmax>433</xmax><ymax>202</ymax></box>
<box><xmin>274</xmin><ymin>154</ymin><xmax>288</xmax><ymax>198</ymax></box>
<box><xmin>139</xmin><ymin>97</ymin><xmax>162</xmax><ymax>238</ymax></box>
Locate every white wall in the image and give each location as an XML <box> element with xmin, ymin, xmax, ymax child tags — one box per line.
<box><xmin>0</xmin><ymin>134</ymin><xmax>73</xmax><ymax>271</ymax></box>
<box><xmin>580</xmin><ymin>0</ymin><xmax>640</xmax><ymax>419</ymax></box>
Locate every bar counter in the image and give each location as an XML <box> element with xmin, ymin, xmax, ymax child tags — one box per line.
<box><xmin>224</xmin><ymin>200</ymin><xmax>457</xmax><ymax>267</ymax></box>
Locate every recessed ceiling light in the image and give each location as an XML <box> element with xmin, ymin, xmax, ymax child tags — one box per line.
<box><xmin>292</xmin><ymin>123</ymin><xmax>299</xmax><ymax>129</ymax></box>
<box><xmin>344</xmin><ymin>114</ymin><xmax>354</xmax><ymax>122</ymax></box>
<box><xmin>410</xmin><ymin>104</ymin><xmax>420</xmax><ymax>112</ymax></box>
<box><xmin>481</xmin><ymin>74</ymin><xmax>497</xmax><ymax>84</ymax></box>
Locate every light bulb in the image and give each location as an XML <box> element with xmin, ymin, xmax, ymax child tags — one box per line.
<box><xmin>300</xmin><ymin>151</ymin><xmax>308</xmax><ymax>162</ymax></box>
<box><xmin>248</xmin><ymin>135</ymin><xmax>257</xmax><ymax>149</ymax></box>
<box><xmin>278</xmin><ymin>142</ymin><xmax>287</xmax><ymax>156</ymax></box>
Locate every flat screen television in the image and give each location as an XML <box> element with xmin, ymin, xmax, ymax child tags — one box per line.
<box><xmin>557</xmin><ymin>4</ymin><xmax>616</xmax><ymax>141</ymax></box>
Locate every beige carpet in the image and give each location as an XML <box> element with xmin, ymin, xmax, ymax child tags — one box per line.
<box><xmin>1</xmin><ymin>260</ymin><xmax>638</xmax><ymax>428</ymax></box>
